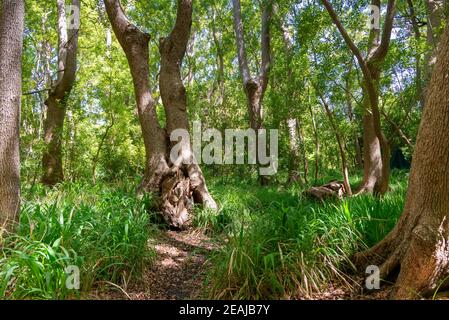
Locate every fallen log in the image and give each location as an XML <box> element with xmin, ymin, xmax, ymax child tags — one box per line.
<box><xmin>303</xmin><ymin>180</ymin><xmax>347</xmax><ymax>201</ymax></box>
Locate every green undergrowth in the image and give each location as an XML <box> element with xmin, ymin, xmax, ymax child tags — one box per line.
<box><xmin>203</xmin><ymin>170</ymin><xmax>408</xmax><ymax>299</ymax></box>
<box><xmin>0</xmin><ymin>170</ymin><xmax>409</xmax><ymax>300</ymax></box>
<box><xmin>0</xmin><ymin>181</ymin><xmax>156</xmax><ymax>299</ymax></box>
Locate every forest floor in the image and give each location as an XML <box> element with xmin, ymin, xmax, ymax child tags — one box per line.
<box><xmin>90</xmin><ymin>225</ymin><xmax>392</xmax><ymax>300</ymax></box>
<box><xmin>90</xmin><ymin>229</ymin><xmax>221</xmax><ymax>300</ymax></box>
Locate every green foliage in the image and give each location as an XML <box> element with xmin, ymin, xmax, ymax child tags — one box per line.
<box><xmin>0</xmin><ymin>181</ymin><xmax>156</xmax><ymax>299</ymax></box>
<box><xmin>20</xmin><ymin>0</ymin><xmax>423</xmax><ymax>186</ymax></box>
<box><xmin>205</xmin><ymin>171</ymin><xmax>407</xmax><ymax>299</ymax></box>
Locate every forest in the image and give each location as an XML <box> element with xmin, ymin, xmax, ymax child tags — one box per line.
<box><xmin>0</xmin><ymin>0</ymin><xmax>448</xmax><ymax>302</ymax></box>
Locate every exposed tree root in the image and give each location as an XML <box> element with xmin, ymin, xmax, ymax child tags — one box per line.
<box><xmin>353</xmin><ymin>216</ymin><xmax>449</xmax><ymax>299</ymax></box>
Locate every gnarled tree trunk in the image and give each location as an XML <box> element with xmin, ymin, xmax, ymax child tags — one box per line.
<box><xmin>159</xmin><ymin>0</ymin><xmax>217</xmax><ymax>224</ymax></box>
<box><xmin>354</xmin><ymin>23</ymin><xmax>449</xmax><ymax>299</ymax></box>
<box><xmin>41</xmin><ymin>0</ymin><xmax>80</xmax><ymax>186</ymax></box>
<box><xmin>0</xmin><ymin>0</ymin><xmax>24</xmax><ymax>237</ymax></box>
<box><xmin>104</xmin><ymin>0</ymin><xmax>216</xmax><ymax>229</ymax></box>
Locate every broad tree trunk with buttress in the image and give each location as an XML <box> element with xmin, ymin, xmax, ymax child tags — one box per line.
<box><xmin>354</xmin><ymin>24</ymin><xmax>449</xmax><ymax>299</ymax></box>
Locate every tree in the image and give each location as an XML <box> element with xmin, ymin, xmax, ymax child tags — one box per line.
<box><xmin>322</xmin><ymin>0</ymin><xmax>397</xmax><ymax>195</ymax></box>
<box><xmin>158</xmin><ymin>0</ymin><xmax>217</xmax><ymax>225</ymax></box>
<box><xmin>104</xmin><ymin>0</ymin><xmax>216</xmax><ymax>229</ymax></box>
<box><xmin>344</xmin><ymin>61</ymin><xmax>363</xmax><ymax>168</ymax></box>
<box><xmin>41</xmin><ymin>0</ymin><xmax>80</xmax><ymax>186</ymax></box>
<box><xmin>0</xmin><ymin>0</ymin><xmax>25</xmax><ymax>237</ymax></box>
<box><xmin>355</xmin><ymin>23</ymin><xmax>449</xmax><ymax>299</ymax></box>
<box><xmin>277</xmin><ymin>7</ymin><xmax>308</xmax><ymax>185</ymax></box>
<box><xmin>308</xmin><ymin>103</ymin><xmax>320</xmax><ymax>184</ymax></box>
<box><xmin>209</xmin><ymin>5</ymin><xmax>226</xmax><ymax>108</ymax></box>
<box><xmin>231</xmin><ymin>0</ymin><xmax>273</xmax><ymax>185</ymax></box>
<box><xmin>422</xmin><ymin>0</ymin><xmax>447</xmax><ymax>106</ymax></box>
<box><xmin>405</xmin><ymin>0</ymin><xmax>424</xmax><ymax>108</ymax></box>
<box><xmin>286</xmin><ymin>118</ymin><xmax>303</xmax><ymax>185</ymax></box>
<box><xmin>317</xmin><ymin>94</ymin><xmax>353</xmax><ymax>196</ymax></box>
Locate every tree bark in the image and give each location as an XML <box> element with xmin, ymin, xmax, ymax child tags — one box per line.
<box><xmin>0</xmin><ymin>0</ymin><xmax>24</xmax><ymax>237</ymax></box>
<box><xmin>104</xmin><ymin>0</ymin><xmax>170</xmax><ymax>194</ymax></box>
<box><xmin>355</xmin><ymin>24</ymin><xmax>449</xmax><ymax>299</ymax></box>
<box><xmin>104</xmin><ymin>0</ymin><xmax>216</xmax><ymax>228</ymax></box>
<box><xmin>41</xmin><ymin>0</ymin><xmax>80</xmax><ymax>186</ymax></box>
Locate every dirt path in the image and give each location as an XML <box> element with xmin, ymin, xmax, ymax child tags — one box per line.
<box><xmin>92</xmin><ymin>229</ymin><xmax>220</xmax><ymax>300</ymax></box>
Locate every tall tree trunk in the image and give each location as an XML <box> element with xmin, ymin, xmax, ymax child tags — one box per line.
<box><xmin>104</xmin><ymin>0</ymin><xmax>216</xmax><ymax>229</ymax></box>
<box><xmin>360</xmin><ymin>79</ymin><xmax>388</xmax><ymax>195</ymax></box>
<box><xmin>159</xmin><ymin>0</ymin><xmax>217</xmax><ymax>221</ymax></box>
<box><xmin>279</xmin><ymin>11</ymin><xmax>305</xmax><ymax>185</ymax></box>
<box><xmin>211</xmin><ymin>10</ymin><xmax>225</xmax><ymax>107</ymax></box>
<box><xmin>354</xmin><ymin>24</ymin><xmax>449</xmax><ymax>299</ymax></box>
<box><xmin>41</xmin><ymin>0</ymin><xmax>80</xmax><ymax>186</ymax></box>
<box><xmin>406</xmin><ymin>0</ymin><xmax>424</xmax><ymax>107</ymax></box>
<box><xmin>322</xmin><ymin>0</ymin><xmax>396</xmax><ymax>195</ymax></box>
<box><xmin>104</xmin><ymin>0</ymin><xmax>170</xmax><ymax>195</ymax></box>
<box><xmin>287</xmin><ymin>119</ymin><xmax>302</xmax><ymax>185</ymax></box>
<box><xmin>232</xmin><ymin>0</ymin><xmax>273</xmax><ymax>185</ymax></box>
<box><xmin>319</xmin><ymin>97</ymin><xmax>353</xmax><ymax>196</ymax></box>
<box><xmin>308</xmin><ymin>104</ymin><xmax>320</xmax><ymax>184</ymax></box>
<box><xmin>422</xmin><ymin>0</ymin><xmax>447</xmax><ymax>106</ymax></box>
<box><xmin>297</xmin><ymin>119</ymin><xmax>309</xmax><ymax>185</ymax></box>
<box><xmin>0</xmin><ymin>0</ymin><xmax>24</xmax><ymax>237</ymax></box>
<box><xmin>345</xmin><ymin>62</ymin><xmax>363</xmax><ymax>168</ymax></box>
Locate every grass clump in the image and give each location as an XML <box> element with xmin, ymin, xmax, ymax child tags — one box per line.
<box><xmin>0</xmin><ymin>181</ymin><xmax>156</xmax><ymax>299</ymax></box>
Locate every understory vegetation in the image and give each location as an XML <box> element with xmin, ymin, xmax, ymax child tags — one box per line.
<box><xmin>0</xmin><ymin>170</ymin><xmax>407</xmax><ymax>299</ymax></box>
<box><xmin>0</xmin><ymin>181</ymin><xmax>156</xmax><ymax>299</ymax></box>
<box><xmin>205</xmin><ymin>171</ymin><xmax>407</xmax><ymax>299</ymax></box>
